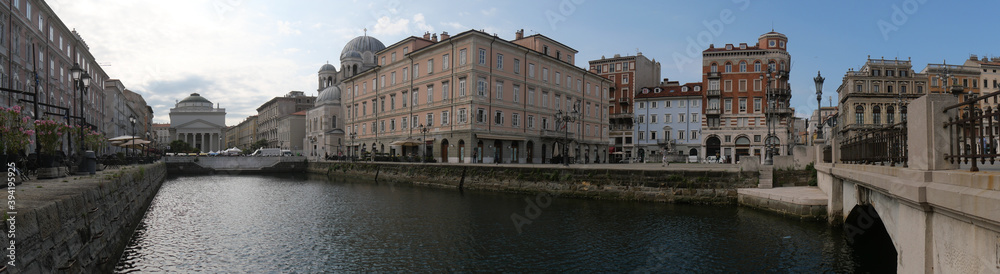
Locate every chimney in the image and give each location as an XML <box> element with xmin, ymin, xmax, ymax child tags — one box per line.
<box><xmin>440</xmin><ymin>31</ymin><xmax>450</xmax><ymax>40</ymax></box>
<box><xmin>515</xmin><ymin>29</ymin><xmax>524</xmax><ymax>40</ymax></box>
<box><xmin>423</xmin><ymin>31</ymin><xmax>431</xmax><ymax>40</ymax></box>
<box><xmin>432</xmin><ymin>33</ymin><xmax>438</xmax><ymax>42</ymax></box>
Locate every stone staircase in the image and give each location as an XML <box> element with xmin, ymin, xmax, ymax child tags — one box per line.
<box><xmin>758</xmin><ymin>166</ymin><xmax>773</xmax><ymax>189</ymax></box>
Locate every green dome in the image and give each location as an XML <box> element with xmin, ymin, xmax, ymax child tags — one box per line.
<box><xmin>179</xmin><ymin>93</ymin><xmax>211</xmax><ymax>104</ymax></box>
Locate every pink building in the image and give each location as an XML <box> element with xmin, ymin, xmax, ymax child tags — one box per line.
<box><xmin>345</xmin><ymin>29</ymin><xmax>613</xmax><ymax>164</ymax></box>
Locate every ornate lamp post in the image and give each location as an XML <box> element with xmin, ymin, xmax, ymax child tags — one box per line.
<box><xmin>70</xmin><ymin>63</ymin><xmax>91</xmax><ymax>155</ymax></box>
<box><xmin>129</xmin><ymin>115</ymin><xmax>137</xmax><ymax>165</ymax></box>
<box><xmin>554</xmin><ymin>105</ymin><xmax>580</xmax><ymax>166</ymax></box>
<box><xmin>349</xmin><ymin>131</ymin><xmax>357</xmax><ymax>162</ymax></box>
<box><xmin>814</xmin><ymin>71</ymin><xmax>825</xmax><ymax>142</ymax></box>
<box><xmin>419</xmin><ymin>124</ymin><xmax>429</xmax><ymax>163</ymax></box>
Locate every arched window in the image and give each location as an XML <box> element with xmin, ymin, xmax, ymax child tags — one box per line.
<box><xmin>780</xmin><ymin>61</ymin><xmax>786</xmax><ymax>71</ymax></box>
<box><xmin>710</xmin><ymin>63</ymin><xmax>718</xmax><ymax>73</ymax></box>
<box><xmin>739</xmin><ymin>61</ymin><xmax>747</xmax><ymax>72</ymax></box>
<box><xmin>725</xmin><ymin>62</ymin><xmax>732</xmax><ymax>73</ymax></box>
<box><xmin>754</xmin><ymin>61</ymin><xmax>761</xmax><ymax>72</ymax></box>
<box><xmin>855</xmin><ymin>105</ymin><xmax>865</xmax><ymax>125</ymax></box>
<box><xmin>886</xmin><ymin>105</ymin><xmax>895</xmax><ymax>124</ymax></box>
<box><xmin>872</xmin><ymin>105</ymin><xmax>882</xmax><ymax>125</ymax></box>
<box><xmin>331</xmin><ymin>115</ymin><xmax>337</xmax><ymax>129</ymax></box>
<box><xmin>768</xmin><ymin>61</ymin><xmax>776</xmax><ymax>72</ymax></box>
<box><xmin>887</xmin><ymin>85</ymin><xmax>893</xmax><ymax>94</ymax></box>
<box><xmin>901</xmin><ymin>106</ymin><xmax>907</xmax><ymax>122</ymax></box>
<box><xmin>352</xmin><ymin>64</ymin><xmax>358</xmax><ymax>75</ymax></box>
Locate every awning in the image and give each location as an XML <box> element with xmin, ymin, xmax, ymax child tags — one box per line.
<box><xmin>476</xmin><ymin>134</ymin><xmax>526</xmax><ymax>142</ymax></box>
<box><xmin>389</xmin><ymin>138</ymin><xmax>422</xmax><ymax>146</ymax></box>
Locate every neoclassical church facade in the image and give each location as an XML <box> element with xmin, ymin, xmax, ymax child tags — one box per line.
<box><xmin>304</xmin><ymin>35</ymin><xmax>386</xmax><ymax>158</ymax></box>
<box><xmin>169</xmin><ymin>93</ymin><xmax>227</xmax><ymax>152</ymax></box>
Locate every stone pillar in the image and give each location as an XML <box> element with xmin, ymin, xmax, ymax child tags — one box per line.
<box><xmin>908</xmin><ymin>94</ymin><xmax>959</xmax><ymax>171</ymax></box>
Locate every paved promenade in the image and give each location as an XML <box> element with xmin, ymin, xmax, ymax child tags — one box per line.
<box><xmin>316</xmin><ymin>160</ymin><xmax>744</xmax><ymax>172</ymax></box>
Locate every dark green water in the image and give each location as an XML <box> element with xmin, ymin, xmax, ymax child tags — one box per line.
<box><xmin>114</xmin><ymin>173</ymin><xmax>893</xmax><ymax>272</ymax></box>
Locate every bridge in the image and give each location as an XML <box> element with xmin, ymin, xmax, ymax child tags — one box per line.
<box><xmin>164</xmin><ymin>156</ymin><xmax>307</xmax><ymax>174</ymax></box>
<box><xmin>815</xmin><ymin>94</ymin><xmax>1000</xmax><ymax>273</ymax></box>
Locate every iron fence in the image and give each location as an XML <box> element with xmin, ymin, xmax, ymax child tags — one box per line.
<box><xmin>943</xmin><ymin>90</ymin><xmax>1000</xmax><ymax>171</ymax></box>
<box><xmin>840</xmin><ymin>121</ymin><xmax>907</xmax><ymax>167</ymax></box>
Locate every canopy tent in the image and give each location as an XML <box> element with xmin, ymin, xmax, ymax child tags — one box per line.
<box><xmin>108</xmin><ymin>135</ymin><xmax>140</xmax><ymax>142</ymax></box>
<box><xmin>116</xmin><ymin>139</ymin><xmax>151</xmax><ymax>148</ymax></box>
<box><xmin>389</xmin><ymin>138</ymin><xmax>422</xmax><ymax>146</ymax></box>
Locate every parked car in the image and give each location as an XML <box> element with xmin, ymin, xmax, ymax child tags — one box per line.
<box><xmin>251</xmin><ymin>148</ymin><xmax>282</xmax><ymax>156</ymax></box>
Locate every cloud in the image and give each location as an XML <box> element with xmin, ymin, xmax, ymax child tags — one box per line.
<box><xmin>372</xmin><ymin>15</ymin><xmax>410</xmax><ymax>36</ymax></box>
<box><xmin>441</xmin><ymin>21</ymin><xmax>465</xmax><ymax>31</ymax></box>
<box><xmin>277</xmin><ymin>20</ymin><xmax>301</xmax><ymax>35</ymax></box>
<box><xmin>481</xmin><ymin>7</ymin><xmax>497</xmax><ymax>16</ymax></box>
<box><xmin>413</xmin><ymin>13</ymin><xmax>433</xmax><ymax>33</ymax></box>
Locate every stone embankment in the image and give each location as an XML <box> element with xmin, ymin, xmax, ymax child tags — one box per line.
<box><xmin>3</xmin><ymin>163</ymin><xmax>166</xmax><ymax>273</ymax></box>
<box><xmin>309</xmin><ymin>162</ymin><xmax>759</xmax><ymax>204</ymax></box>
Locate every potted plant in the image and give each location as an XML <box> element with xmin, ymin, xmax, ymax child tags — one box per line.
<box><xmin>0</xmin><ymin>105</ymin><xmax>33</xmax><ymax>163</ymax></box>
<box><xmin>34</xmin><ymin>119</ymin><xmax>70</xmax><ymax>167</ymax></box>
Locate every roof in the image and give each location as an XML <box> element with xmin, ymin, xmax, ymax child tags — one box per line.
<box><xmin>635</xmin><ymin>82</ymin><xmax>704</xmax><ymax>99</ymax></box>
<box><xmin>291</xmin><ymin>111</ymin><xmax>307</xmax><ymax>116</ymax></box>
<box><xmin>340</xmin><ymin>35</ymin><xmax>386</xmax><ymax>60</ymax></box>
<box><xmin>179</xmin><ymin>93</ymin><xmax>211</xmax><ymax>104</ymax></box>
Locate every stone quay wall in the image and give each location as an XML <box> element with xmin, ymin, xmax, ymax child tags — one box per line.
<box><xmin>309</xmin><ymin>162</ymin><xmax>759</xmax><ymax>204</ymax></box>
<box><xmin>3</xmin><ymin>163</ymin><xmax>166</xmax><ymax>273</ymax></box>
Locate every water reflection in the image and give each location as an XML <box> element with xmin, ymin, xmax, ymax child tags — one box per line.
<box><xmin>116</xmin><ymin>174</ymin><xmax>891</xmax><ymax>272</ymax></box>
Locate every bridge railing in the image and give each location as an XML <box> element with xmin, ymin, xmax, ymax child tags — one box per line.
<box><xmin>943</xmin><ymin>90</ymin><xmax>1000</xmax><ymax>172</ymax></box>
<box><xmin>840</xmin><ymin>121</ymin><xmax>907</xmax><ymax>167</ymax></box>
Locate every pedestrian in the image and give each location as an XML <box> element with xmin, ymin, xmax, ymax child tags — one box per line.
<box><xmin>662</xmin><ymin>153</ymin><xmax>668</xmax><ymax>167</ymax></box>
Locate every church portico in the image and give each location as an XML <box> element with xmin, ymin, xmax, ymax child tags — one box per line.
<box><xmin>169</xmin><ymin>93</ymin><xmax>227</xmax><ymax>153</ymax></box>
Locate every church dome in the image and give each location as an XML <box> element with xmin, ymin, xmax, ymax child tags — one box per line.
<box><xmin>179</xmin><ymin>93</ymin><xmax>211</xmax><ymax>104</ymax></box>
<box><xmin>316</xmin><ymin>85</ymin><xmax>342</xmax><ymax>106</ymax></box>
<box><xmin>340</xmin><ymin>35</ymin><xmax>386</xmax><ymax>61</ymax></box>
<box><xmin>320</xmin><ymin>63</ymin><xmax>337</xmax><ymax>72</ymax></box>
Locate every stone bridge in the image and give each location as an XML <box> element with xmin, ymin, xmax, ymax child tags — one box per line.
<box><xmin>816</xmin><ymin>94</ymin><xmax>1000</xmax><ymax>273</ymax></box>
<box><xmin>164</xmin><ymin>156</ymin><xmax>307</xmax><ymax>173</ymax></box>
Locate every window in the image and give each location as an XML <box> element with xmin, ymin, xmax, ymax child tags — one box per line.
<box><xmin>442</xmin><ymin>82</ymin><xmax>450</xmax><ymax>100</ymax></box>
<box><xmin>856</xmin><ymin>84</ymin><xmax>863</xmax><ymax>92</ymax></box>
<box><xmin>555</xmin><ymin>72</ymin><xmax>561</xmax><ymax>85</ymax></box>
<box><xmin>638</xmin><ymin>102</ymin><xmax>645</xmax><ymax>109</ymax></box>
<box><xmin>724</xmin><ymin>99</ymin><xmax>733</xmax><ymax>113</ymax></box>
<box><xmin>623</xmin><ymin>75</ymin><xmax>629</xmax><ymax>84</ymax></box>
<box><xmin>873</xmin><ymin>85</ymin><xmax>879</xmax><ymax>93</ymax></box>
<box><xmin>403</xmin><ymin>68</ymin><xmax>408</xmax><ymax>81</ymax></box>
<box><xmin>459</xmin><ymin>49</ymin><xmax>467</xmax><ymax>65</ymax></box>
<box><xmin>724</xmin><ymin>80</ymin><xmax>732</xmax><ymax>92</ymax></box>
<box><xmin>458</xmin><ymin>108</ymin><xmax>468</xmax><ymax>123</ymax></box>
<box><xmin>739</xmin><ymin>61</ymin><xmax>746</xmax><ymax>72</ymax></box>
<box><xmin>529</xmin><ymin>63</ymin><xmax>535</xmax><ymax>77</ymax></box>
<box><xmin>739</xmin><ymin>79</ymin><xmax>747</xmax><ymax>92</ymax></box>
<box><xmin>403</xmin><ymin>47</ymin><xmax>409</xmax><ymax>54</ymax></box>
<box><xmin>427</xmin><ymin>59</ymin><xmax>434</xmax><ymax>74</ymax></box>
<box><xmin>527</xmin><ymin>115</ymin><xmax>535</xmax><ymax>128</ymax></box>
<box><xmin>390</xmin><ymin>119</ymin><xmax>396</xmax><ymax>131</ymax></box>
<box><xmin>412</xmin><ymin>90</ymin><xmax>419</xmax><ymax>106</ymax></box>
<box><xmin>711</xmin><ymin>63</ymin><xmax>718</xmax><ymax>72</ymax></box>
<box><xmin>887</xmin><ymin>85</ymin><xmax>893</xmax><ymax>94</ymax></box>
<box><xmin>426</xmin><ymin>113</ymin><xmax>434</xmax><ymax>126</ymax></box>
<box><xmin>664</xmin><ymin>101</ymin><xmax>671</xmax><ymax>108</ymax></box>
<box><xmin>477</xmin><ymin>77</ymin><xmax>487</xmax><ymax>96</ymax></box>
<box><xmin>512</xmin><ymin>113</ymin><xmax>520</xmax><ymax>127</ymax></box>
<box><xmin>496</xmin><ymin>81</ymin><xmax>504</xmax><ymax>99</ymax></box>
<box><xmin>413</xmin><ymin>64</ymin><xmax>419</xmax><ymax>78</ymax></box>
<box><xmin>380</xmin><ymin>120</ymin><xmax>385</xmax><ymax>132</ymax></box>
<box><xmin>476</xmin><ymin>108</ymin><xmax>486</xmax><ymax>123</ymax></box>
<box><xmin>679</xmin><ymin>114</ymin><xmax>686</xmax><ymax>123</ymax></box>
<box><xmin>691</xmin><ymin>113</ymin><xmax>698</xmax><ymax>122</ymax></box>
<box><xmin>753</xmin><ymin>98</ymin><xmax>762</xmax><ymax>113</ymax></box>
<box><xmin>691</xmin><ymin>131</ymin><xmax>698</xmax><ymax>140</ymax></box>
<box><xmin>754</xmin><ymin>61</ymin><xmax>761</xmax><ymax>72</ymax></box>
<box><xmin>390</xmin><ymin>95</ymin><xmax>396</xmax><ymax>110</ymax></box>
<box><xmin>650</xmin><ymin>114</ymin><xmax>657</xmax><ymax>123</ymax></box>
<box><xmin>856</xmin><ymin>105</ymin><xmax>865</xmax><ymax>125</ymax></box>
<box><xmin>494</xmin><ymin>111</ymin><xmax>504</xmax><ymax>125</ymax></box>
<box><xmin>412</xmin><ymin>115</ymin><xmax>419</xmax><ymax>128</ymax></box>
<box><xmin>542</xmin><ymin>118</ymin><xmax>549</xmax><ymax>130</ymax></box>
<box><xmin>542</xmin><ymin>68</ymin><xmax>549</xmax><ymax>81</ymax></box>
<box><xmin>678</xmin><ymin>130</ymin><xmax>686</xmax><ymax>140</ymax></box>
<box><xmin>401</xmin><ymin>92</ymin><xmax>408</xmax><ymax>107</ymax></box>
<box><xmin>754</xmin><ymin>79</ymin><xmax>762</xmax><ymax>91</ymax></box>
<box><xmin>441</xmin><ymin>111</ymin><xmax>449</xmax><ymax>125</ymax></box>
<box><xmin>381</xmin><ymin>56</ymin><xmax>386</xmax><ymax>65</ymax></box>
<box><xmin>479</xmin><ymin>48</ymin><xmax>486</xmax><ymax>64</ymax></box>
<box><xmin>459</xmin><ymin>78</ymin><xmax>467</xmax><ymax>97</ymax></box>
<box><xmin>496</xmin><ymin>53</ymin><xmax>503</xmax><ymax>69</ymax></box>
<box><xmin>638</xmin><ymin>115</ymin><xmax>645</xmax><ymax>124</ymax></box>
<box><xmin>392</xmin><ymin>52</ymin><xmax>397</xmax><ymax>62</ymax></box>
<box><xmin>725</xmin><ymin>62</ymin><xmax>732</xmax><ymax>72</ymax></box>
<box><xmin>443</xmin><ymin>54</ymin><xmax>450</xmax><ymax>70</ymax></box>
<box><xmin>872</xmin><ymin>105</ymin><xmax>882</xmax><ymax>125</ymax></box>
<box><xmin>542</xmin><ymin>92</ymin><xmax>549</xmax><ymax>107</ymax></box>
<box><xmin>665</xmin><ymin>114</ymin><xmax>672</xmax><ymax>123</ymax></box>
<box><xmin>514</xmin><ymin>59</ymin><xmax>520</xmax><ymax>74</ymax></box>
<box><xmin>528</xmin><ymin>88</ymin><xmax>535</xmax><ymax>105</ymax></box>
<box><xmin>513</xmin><ymin>85</ymin><xmax>520</xmax><ymax>102</ymax></box>
<box><xmin>427</xmin><ymin>85</ymin><xmax>434</xmax><ymax>103</ymax></box>
<box><xmin>391</xmin><ymin>72</ymin><xmax>397</xmax><ymax>84</ymax></box>
<box><xmin>678</xmin><ymin>100</ymin><xmax>685</xmax><ymax>108</ymax></box>
<box><xmin>887</xmin><ymin>105</ymin><xmax>895</xmax><ymax>124</ymax></box>
<box><xmin>650</xmin><ymin>131</ymin><xmax>657</xmax><ymax>140</ymax></box>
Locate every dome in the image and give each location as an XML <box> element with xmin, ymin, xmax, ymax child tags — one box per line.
<box><xmin>179</xmin><ymin>93</ymin><xmax>211</xmax><ymax>104</ymax></box>
<box><xmin>340</xmin><ymin>35</ymin><xmax>386</xmax><ymax>61</ymax></box>
<box><xmin>320</xmin><ymin>63</ymin><xmax>337</xmax><ymax>72</ymax></box>
<box><xmin>316</xmin><ymin>85</ymin><xmax>342</xmax><ymax>106</ymax></box>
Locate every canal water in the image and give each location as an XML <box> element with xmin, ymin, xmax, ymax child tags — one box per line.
<box><xmin>115</xmin><ymin>174</ymin><xmax>893</xmax><ymax>272</ymax></box>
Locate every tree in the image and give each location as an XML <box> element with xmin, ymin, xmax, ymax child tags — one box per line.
<box><xmin>251</xmin><ymin>139</ymin><xmax>269</xmax><ymax>150</ymax></box>
<box><xmin>168</xmin><ymin>140</ymin><xmax>197</xmax><ymax>153</ymax></box>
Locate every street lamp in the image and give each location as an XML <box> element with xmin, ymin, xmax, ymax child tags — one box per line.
<box><xmin>349</xmin><ymin>131</ymin><xmax>357</xmax><ymax>162</ymax></box>
<box><xmin>419</xmin><ymin>124</ymin><xmax>429</xmax><ymax>163</ymax></box>
<box><xmin>761</xmin><ymin>67</ymin><xmax>783</xmax><ymax>165</ymax></box>
<box><xmin>814</xmin><ymin>71</ymin><xmax>825</xmax><ymax>142</ymax></box>
<box><xmin>554</xmin><ymin>105</ymin><xmax>580</xmax><ymax>166</ymax></box>
<box><xmin>70</xmin><ymin>63</ymin><xmax>91</xmax><ymax>156</ymax></box>
<box><xmin>129</xmin><ymin>115</ymin><xmax>137</xmax><ymax>165</ymax></box>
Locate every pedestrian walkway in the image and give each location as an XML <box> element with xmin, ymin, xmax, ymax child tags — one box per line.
<box><xmin>737</xmin><ymin>186</ymin><xmax>828</xmax><ymax>220</ymax></box>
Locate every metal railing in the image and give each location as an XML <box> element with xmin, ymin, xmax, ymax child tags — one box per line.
<box><xmin>943</xmin><ymin>90</ymin><xmax>1000</xmax><ymax>171</ymax></box>
<box><xmin>840</xmin><ymin>121</ymin><xmax>907</xmax><ymax>167</ymax></box>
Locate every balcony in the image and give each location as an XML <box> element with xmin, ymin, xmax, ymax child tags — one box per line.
<box><xmin>706</xmin><ymin>89</ymin><xmax>721</xmax><ymax>97</ymax></box>
<box><xmin>610</xmin><ymin>113</ymin><xmax>633</xmax><ymax>120</ymax></box>
<box><xmin>618</xmin><ymin>98</ymin><xmax>630</xmax><ymax>105</ymax></box>
<box><xmin>765</xmin><ymin>107</ymin><xmax>793</xmax><ymax>115</ymax></box>
<box><xmin>707</xmin><ymin>72</ymin><xmax>721</xmax><ymax>79</ymax></box>
<box><xmin>656</xmin><ymin>138</ymin><xmax>675</xmax><ymax>146</ymax></box>
<box><xmin>705</xmin><ymin>108</ymin><xmax>721</xmax><ymax>115</ymax></box>
<box><xmin>767</xmin><ymin>88</ymin><xmax>791</xmax><ymax>97</ymax></box>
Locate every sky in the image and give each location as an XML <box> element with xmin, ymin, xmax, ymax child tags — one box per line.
<box><xmin>47</xmin><ymin>0</ymin><xmax>1000</xmax><ymax>125</ymax></box>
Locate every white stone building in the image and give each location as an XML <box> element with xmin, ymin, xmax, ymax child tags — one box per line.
<box><xmin>168</xmin><ymin>93</ymin><xmax>227</xmax><ymax>152</ymax></box>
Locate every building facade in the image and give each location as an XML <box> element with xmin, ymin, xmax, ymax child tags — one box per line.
<box><xmin>345</xmin><ymin>29</ymin><xmax>612</xmax><ymax>164</ymax></box>
<box><xmin>634</xmin><ymin>81</ymin><xmax>703</xmax><ymax>163</ymax></box>
<box><xmin>968</xmin><ymin>55</ymin><xmax>1000</xmax><ymax>110</ymax></box>
<box><xmin>701</xmin><ymin>32</ymin><xmax>793</xmax><ymax>163</ymax></box>
<box><xmin>836</xmin><ymin>57</ymin><xmax>927</xmax><ymax>138</ymax></box>
<box><xmin>234</xmin><ymin>115</ymin><xmax>257</xmax><ymax>150</ymax></box>
<box><xmin>588</xmin><ymin>53</ymin><xmax>661</xmax><ymax>163</ymax></box>
<box><xmin>278</xmin><ymin>110</ymin><xmax>306</xmax><ymax>154</ymax></box>
<box><xmin>152</xmin><ymin>123</ymin><xmax>170</xmax><ymax>150</ymax></box>
<box><xmin>168</xmin><ymin>93</ymin><xmax>226</xmax><ymax>152</ymax></box>
<box><xmin>256</xmin><ymin>91</ymin><xmax>315</xmax><ymax>147</ymax></box>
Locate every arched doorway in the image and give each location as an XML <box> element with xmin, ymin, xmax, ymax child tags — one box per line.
<box><xmin>493</xmin><ymin>140</ymin><xmax>503</xmax><ymax>163</ymax></box>
<box><xmin>706</xmin><ymin>136</ymin><xmax>721</xmax><ymax>160</ymax></box>
<box><xmin>440</xmin><ymin>139</ymin><xmax>449</xmax><ymax>163</ymax></box>
<box><xmin>689</xmin><ymin>148</ymin><xmax>698</xmax><ymax>163</ymax></box>
<box><xmin>476</xmin><ymin>140</ymin><xmax>484</xmax><ymax>163</ymax></box>
<box><xmin>735</xmin><ymin>136</ymin><xmax>751</xmax><ymax>162</ymax></box>
<box><xmin>511</xmin><ymin>141</ymin><xmax>519</xmax><ymax>164</ymax></box>
<box><xmin>459</xmin><ymin>140</ymin><xmax>465</xmax><ymax>163</ymax></box>
<box><xmin>845</xmin><ymin>204</ymin><xmax>897</xmax><ymax>272</ymax></box>
<box><xmin>526</xmin><ymin>141</ymin><xmax>534</xmax><ymax>164</ymax></box>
